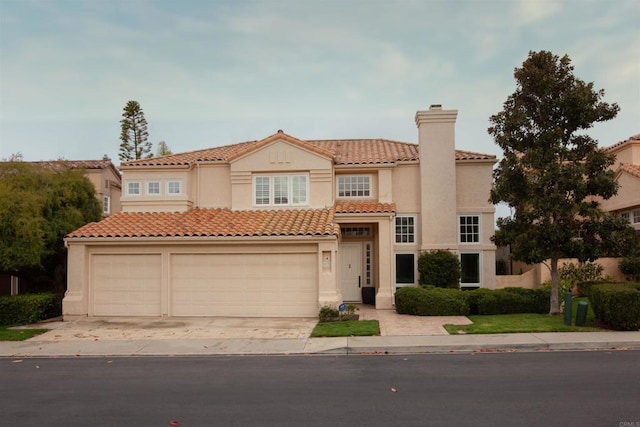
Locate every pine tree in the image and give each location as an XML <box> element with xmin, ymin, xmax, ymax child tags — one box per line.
<box><xmin>119</xmin><ymin>100</ymin><xmax>152</xmax><ymax>161</ymax></box>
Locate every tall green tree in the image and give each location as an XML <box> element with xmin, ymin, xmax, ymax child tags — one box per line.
<box><xmin>489</xmin><ymin>50</ymin><xmax>634</xmax><ymax>314</ymax></box>
<box><xmin>0</xmin><ymin>162</ymin><xmax>102</xmax><ymax>273</ymax></box>
<box><xmin>119</xmin><ymin>100</ymin><xmax>152</xmax><ymax>161</ymax></box>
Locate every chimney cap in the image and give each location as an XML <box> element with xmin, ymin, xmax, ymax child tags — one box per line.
<box><xmin>429</xmin><ymin>104</ymin><xmax>442</xmax><ymax>110</ymax></box>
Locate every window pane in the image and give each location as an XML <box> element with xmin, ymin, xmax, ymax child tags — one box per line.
<box><xmin>337</xmin><ymin>176</ymin><xmax>370</xmax><ymax>198</ymax></box>
<box><xmin>291</xmin><ymin>176</ymin><xmax>307</xmax><ymax>204</ymax></box>
<box><xmin>395</xmin><ymin>216</ymin><xmax>415</xmax><ymax>243</ymax></box>
<box><xmin>459</xmin><ymin>216</ymin><xmax>479</xmax><ymax>243</ymax></box>
<box><xmin>148</xmin><ymin>182</ymin><xmax>160</xmax><ymax>194</ymax></box>
<box><xmin>167</xmin><ymin>181</ymin><xmax>181</xmax><ymax>194</ymax></box>
<box><xmin>127</xmin><ymin>182</ymin><xmax>140</xmax><ymax>195</ymax></box>
<box><xmin>273</xmin><ymin>176</ymin><xmax>289</xmax><ymax>204</ymax></box>
<box><xmin>255</xmin><ymin>177</ymin><xmax>270</xmax><ymax>205</ymax></box>
<box><xmin>395</xmin><ymin>253</ymin><xmax>415</xmax><ymax>284</ymax></box>
<box><xmin>461</xmin><ymin>253</ymin><xmax>480</xmax><ymax>283</ymax></box>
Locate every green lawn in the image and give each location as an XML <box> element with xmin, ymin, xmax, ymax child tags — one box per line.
<box><xmin>311</xmin><ymin>320</ymin><xmax>380</xmax><ymax>337</ymax></box>
<box><xmin>444</xmin><ymin>297</ymin><xmax>606</xmax><ymax>334</ymax></box>
<box><xmin>0</xmin><ymin>327</ymin><xmax>48</xmax><ymax>341</ymax></box>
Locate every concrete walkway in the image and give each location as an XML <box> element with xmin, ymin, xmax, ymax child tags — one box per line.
<box><xmin>1</xmin><ymin>308</ymin><xmax>639</xmax><ymax>357</ymax></box>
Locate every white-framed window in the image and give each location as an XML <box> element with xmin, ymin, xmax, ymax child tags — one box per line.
<box><xmin>395</xmin><ymin>215</ymin><xmax>416</xmax><ymax>244</ymax></box>
<box><xmin>395</xmin><ymin>252</ymin><xmax>416</xmax><ymax>285</ymax></box>
<box><xmin>342</xmin><ymin>226</ymin><xmax>372</xmax><ymax>237</ymax></box>
<box><xmin>337</xmin><ymin>175</ymin><xmax>371</xmax><ymax>198</ymax></box>
<box><xmin>634</xmin><ymin>210</ymin><xmax>640</xmax><ymax>224</ymax></box>
<box><xmin>167</xmin><ymin>180</ymin><xmax>182</xmax><ymax>195</ymax></box>
<box><xmin>126</xmin><ymin>181</ymin><xmax>141</xmax><ymax>196</ymax></box>
<box><xmin>253</xmin><ymin>174</ymin><xmax>308</xmax><ymax>206</ymax></box>
<box><xmin>459</xmin><ymin>215</ymin><xmax>480</xmax><ymax>243</ymax></box>
<box><xmin>460</xmin><ymin>252</ymin><xmax>481</xmax><ymax>286</ymax></box>
<box><xmin>620</xmin><ymin>212</ymin><xmax>630</xmax><ymax>223</ymax></box>
<box><xmin>102</xmin><ymin>195</ymin><xmax>110</xmax><ymax>214</ymax></box>
<box><xmin>147</xmin><ymin>181</ymin><xmax>161</xmax><ymax>195</ymax></box>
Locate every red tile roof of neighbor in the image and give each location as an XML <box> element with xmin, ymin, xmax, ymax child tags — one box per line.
<box><xmin>67</xmin><ymin>208</ymin><xmax>340</xmax><ymax>239</ymax></box>
<box><xmin>121</xmin><ymin>132</ymin><xmax>496</xmax><ymax>167</ymax></box>
<box><xmin>619</xmin><ymin>163</ymin><xmax>640</xmax><ymax>179</ymax></box>
<box><xmin>606</xmin><ymin>134</ymin><xmax>640</xmax><ymax>152</ymax></box>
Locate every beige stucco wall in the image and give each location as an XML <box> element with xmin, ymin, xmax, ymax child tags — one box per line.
<box><xmin>609</xmin><ymin>140</ymin><xmax>639</xmax><ymax>171</ymax></box>
<box><xmin>195</xmin><ymin>164</ymin><xmax>232</xmax><ymax>208</ymax></box>
<box><xmin>121</xmin><ymin>168</ymin><xmax>192</xmax><ymax>212</ymax></box>
<box><xmin>85</xmin><ymin>167</ymin><xmax>122</xmax><ymax>215</ymax></box>
<box><xmin>392</xmin><ymin>164</ymin><xmax>420</xmax><ymax>213</ymax></box>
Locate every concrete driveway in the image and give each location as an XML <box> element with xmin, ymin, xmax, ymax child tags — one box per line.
<box><xmin>22</xmin><ymin>305</ymin><xmax>471</xmax><ymax>342</ymax></box>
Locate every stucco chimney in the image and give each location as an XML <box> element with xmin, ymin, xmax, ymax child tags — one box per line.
<box><xmin>415</xmin><ymin>104</ymin><xmax>458</xmax><ymax>251</ymax></box>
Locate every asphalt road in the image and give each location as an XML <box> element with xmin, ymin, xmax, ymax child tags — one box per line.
<box><xmin>3</xmin><ymin>351</ymin><xmax>639</xmax><ymax>426</ymax></box>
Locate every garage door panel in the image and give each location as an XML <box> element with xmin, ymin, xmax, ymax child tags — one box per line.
<box><xmin>170</xmin><ymin>253</ymin><xmax>317</xmax><ymax>317</ymax></box>
<box><xmin>92</xmin><ymin>254</ymin><xmax>161</xmax><ymax>316</ymax></box>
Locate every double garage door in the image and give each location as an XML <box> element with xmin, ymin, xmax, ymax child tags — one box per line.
<box><xmin>91</xmin><ymin>252</ymin><xmax>318</xmax><ymax>317</ymax></box>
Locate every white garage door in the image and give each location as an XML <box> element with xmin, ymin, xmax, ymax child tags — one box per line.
<box><xmin>170</xmin><ymin>253</ymin><xmax>317</xmax><ymax>317</ymax></box>
<box><xmin>92</xmin><ymin>254</ymin><xmax>161</xmax><ymax>316</ymax></box>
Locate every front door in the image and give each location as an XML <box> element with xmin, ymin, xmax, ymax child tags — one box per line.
<box><xmin>340</xmin><ymin>242</ymin><xmax>362</xmax><ymax>302</ymax></box>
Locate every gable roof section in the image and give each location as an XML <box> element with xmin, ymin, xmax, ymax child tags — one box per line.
<box><xmin>66</xmin><ymin>208</ymin><xmax>339</xmax><ymax>239</ymax></box>
<box><xmin>121</xmin><ymin>135</ymin><xmax>495</xmax><ymax>167</ymax></box>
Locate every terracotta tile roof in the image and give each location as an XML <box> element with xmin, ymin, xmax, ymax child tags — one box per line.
<box><xmin>605</xmin><ymin>134</ymin><xmax>640</xmax><ymax>152</ymax></box>
<box><xmin>334</xmin><ymin>201</ymin><xmax>396</xmax><ymax>214</ymax></box>
<box><xmin>32</xmin><ymin>160</ymin><xmax>117</xmax><ymax>171</ymax></box>
<box><xmin>618</xmin><ymin>163</ymin><xmax>640</xmax><ymax>179</ymax></box>
<box><xmin>455</xmin><ymin>149</ymin><xmax>497</xmax><ymax>161</ymax></box>
<box><xmin>66</xmin><ymin>208</ymin><xmax>339</xmax><ymax>239</ymax></box>
<box><xmin>121</xmin><ymin>134</ymin><xmax>495</xmax><ymax>167</ymax></box>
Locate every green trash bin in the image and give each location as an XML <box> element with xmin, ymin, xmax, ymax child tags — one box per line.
<box><xmin>564</xmin><ymin>293</ymin><xmax>573</xmax><ymax>325</ymax></box>
<box><xmin>575</xmin><ymin>301</ymin><xmax>588</xmax><ymax>326</ymax></box>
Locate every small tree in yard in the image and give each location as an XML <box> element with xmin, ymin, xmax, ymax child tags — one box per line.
<box><xmin>489</xmin><ymin>50</ymin><xmax>635</xmax><ymax>314</ymax></box>
<box><xmin>418</xmin><ymin>250</ymin><xmax>461</xmax><ymax>289</ymax></box>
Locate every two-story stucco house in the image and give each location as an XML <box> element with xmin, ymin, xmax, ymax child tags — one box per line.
<box><xmin>63</xmin><ymin>105</ymin><xmax>497</xmax><ymax>318</ymax></box>
<box><xmin>601</xmin><ymin>134</ymin><xmax>640</xmax><ymax>233</ymax></box>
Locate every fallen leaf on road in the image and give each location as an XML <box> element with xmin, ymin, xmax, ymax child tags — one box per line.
<box><xmin>390</xmin><ymin>387</ymin><xmax>397</xmax><ymax>393</ymax></box>
<box><xmin>12</xmin><ymin>360</ymin><xmax>23</xmax><ymax>363</ymax></box>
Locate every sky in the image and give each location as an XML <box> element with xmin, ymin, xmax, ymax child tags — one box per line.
<box><xmin>0</xmin><ymin>0</ymin><xmax>638</xmax><ymax>166</ymax></box>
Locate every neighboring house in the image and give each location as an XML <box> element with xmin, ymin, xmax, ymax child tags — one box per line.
<box><xmin>0</xmin><ymin>159</ymin><xmax>121</xmax><ymax>297</ymax></box>
<box><xmin>34</xmin><ymin>160</ymin><xmax>122</xmax><ymax>216</ymax></box>
<box><xmin>601</xmin><ymin>134</ymin><xmax>640</xmax><ymax>233</ymax></box>
<box><xmin>63</xmin><ymin>105</ymin><xmax>497</xmax><ymax>318</ymax></box>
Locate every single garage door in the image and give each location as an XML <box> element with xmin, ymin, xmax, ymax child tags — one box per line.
<box><xmin>92</xmin><ymin>254</ymin><xmax>162</xmax><ymax>316</ymax></box>
<box><xmin>170</xmin><ymin>253</ymin><xmax>317</xmax><ymax>317</ymax></box>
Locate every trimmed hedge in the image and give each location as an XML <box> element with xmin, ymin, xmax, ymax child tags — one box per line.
<box><xmin>468</xmin><ymin>287</ymin><xmax>550</xmax><ymax>315</ymax></box>
<box><xmin>417</xmin><ymin>250</ymin><xmax>461</xmax><ymax>289</ymax></box>
<box><xmin>395</xmin><ymin>286</ymin><xmax>469</xmax><ymax>316</ymax></box>
<box><xmin>0</xmin><ymin>293</ymin><xmax>61</xmax><ymax>326</ymax></box>
<box><xmin>589</xmin><ymin>283</ymin><xmax>640</xmax><ymax>331</ymax></box>
<box><xmin>395</xmin><ymin>286</ymin><xmax>550</xmax><ymax>316</ymax></box>
<box><xmin>576</xmin><ymin>281</ymin><xmax>606</xmax><ymax>298</ymax></box>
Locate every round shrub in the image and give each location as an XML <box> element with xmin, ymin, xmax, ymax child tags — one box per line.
<box><xmin>418</xmin><ymin>250</ymin><xmax>461</xmax><ymax>289</ymax></box>
<box><xmin>395</xmin><ymin>286</ymin><xmax>468</xmax><ymax>316</ymax></box>
<box><xmin>464</xmin><ymin>287</ymin><xmax>550</xmax><ymax>315</ymax></box>
<box><xmin>619</xmin><ymin>256</ymin><xmax>640</xmax><ymax>282</ymax></box>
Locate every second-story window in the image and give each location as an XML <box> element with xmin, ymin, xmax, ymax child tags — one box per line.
<box><xmin>167</xmin><ymin>181</ymin><xmax>182</xmax><ymax>195</ymax></box>
<box><xmin>459</xmin><ymin>215</ymin><xmax>480</xmax><ymax>243</ymax></box>
<box><xmin>253</xmin><ymin>174</ymin><xmax>308</xmax><ymax>206</ymax></box>
<box><xmin>337</xmin><ymin>175</ymin><xmax>371</xmax><ymax>198</ymax></box>
<box><xmin>126</xmin><ymin>181</ymin><xmax>141</xmax><ymax>196</ymax></box>
<box><xmin>147</xmin><ymin>181</ymin><xmax>161</xmax><ymax>195</ymax></box>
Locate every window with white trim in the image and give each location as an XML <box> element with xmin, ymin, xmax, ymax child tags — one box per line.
<box><xmin>126</xmin><ymin>181</ymin><xmax>141</xmax><ymax>196</ymax></box>
<box><xmin>253</xmin><ymin>174</ymin><xmax>308</xmax><ymax>206</ymax></box>
<box><xmin>620</xmin><ymin>212</ymin><xmax>630</xmax><ymax>223</ymax></box>
<box><xmin>395</xmin><ymin>215</ymin><xmax>416</xmax><ymax>244</ymax></box>
<box><xmin>167</xmin><ymin>181</ymin><xmax>182</xmax><ymax>195</ymax></box>
<box><xmin>634</xmin><ymin>210</ymin><xmax>640</xmax><ymax>224</ymax></box>
<box><xmin>395</xmin><ymin>253</ymin><xmax>416</xmax><ymax>285</ymax></box>
<box><xmin>459</xmin><ymin>215</ymin><xmax>480</xmax><ymax>243</ymax></box>
<box><xmin>460</xmin><ymin>253</ymin><xmax>480</xmax><ymax>285</ymax></box>
<box><xmin>337</xmin><ymin>175</ymin><xmax>371</xmax><ymax>198</ymax></box>
<box><xmin>364</xmin><ymin>242</ymin><xmax>373</xmax><ymax>286</ymax></box>
<box><xmin>102</xmin><ymin>195</ymin><xmax>110</xmax><ymax>214</ymax></box>
<box><xmin>147</xmin><ymin>181</ymin><xmax>161</xmax><ymax>195</ymax></box>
